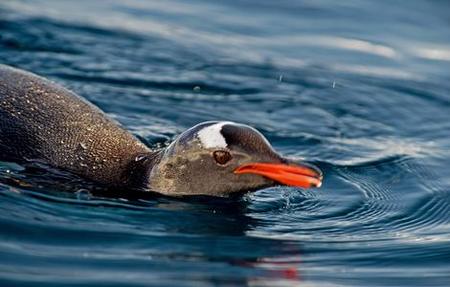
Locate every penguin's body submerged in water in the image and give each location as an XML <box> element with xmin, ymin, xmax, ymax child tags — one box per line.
<box><xmin>0</xmin><ymin>64</ymin><xmax>322</xmax><ymax>197</ymax></box>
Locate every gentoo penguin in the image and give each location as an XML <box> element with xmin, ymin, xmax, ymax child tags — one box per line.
<box><xmin>0</xmin><ymin>64</ymin><xmax>322</xmax><ymax>197</ymax></box>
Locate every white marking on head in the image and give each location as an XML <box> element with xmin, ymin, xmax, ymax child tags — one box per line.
<box><xmin>197</xmin><ymin>121</ymin><xmax>234</xmax><ymax>148</ymax></box>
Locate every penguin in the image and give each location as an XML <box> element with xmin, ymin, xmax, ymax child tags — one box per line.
<box><xmin>0</xmin><ymin>64</ymin><xmax>322</xmax><ymax>197</ymax></box>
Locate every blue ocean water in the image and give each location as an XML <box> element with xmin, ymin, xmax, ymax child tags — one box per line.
<box><xmin>0</xmin><ymin>0</ymin><xmax>449</xmax><ymax>286</ymax></box>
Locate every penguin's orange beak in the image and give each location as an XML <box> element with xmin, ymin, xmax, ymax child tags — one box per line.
<box><xmin>234</xmin><ymin>162</ymin><xmax>323</xmax><ymax>188</ymax></box>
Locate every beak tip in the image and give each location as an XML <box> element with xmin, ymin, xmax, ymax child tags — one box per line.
<box><xmin>315</xmin><ymin>180</ymin><xmax>322</xmax><ymax>188</ymax></box>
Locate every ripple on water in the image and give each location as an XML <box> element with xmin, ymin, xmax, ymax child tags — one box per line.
<box><xmin>247</xmin><ymin>154</ymin><xmax>449</xmax><ymax>245</ymax></box>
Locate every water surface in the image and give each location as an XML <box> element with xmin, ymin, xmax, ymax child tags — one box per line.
<box><xmin>1</xmin><ymin>1</ymin><xmax>449</xmax><ymax>286</ymax></box>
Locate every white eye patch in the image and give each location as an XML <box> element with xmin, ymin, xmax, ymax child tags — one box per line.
<box><xmin>197</xmin><ymin>121</ymin><xmax>234</xmax><ymax>148</ymax></box>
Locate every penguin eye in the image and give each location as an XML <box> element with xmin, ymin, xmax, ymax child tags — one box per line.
<box><xmin>213</xmin><ymin>150</ymin><xmax>232</xmax><ymax>165</ymax></box>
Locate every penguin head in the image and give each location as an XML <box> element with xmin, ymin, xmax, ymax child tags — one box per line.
<box><xmin>147</xmin><ymin>121</ymin><xmax>322</xmax><ymax>197</ymax></box>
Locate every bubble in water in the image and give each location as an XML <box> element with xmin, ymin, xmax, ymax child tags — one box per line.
<box><xmin>75</xmin><ymin>189</ymin><xmax>91</xmax><ymax>200</ymax></box>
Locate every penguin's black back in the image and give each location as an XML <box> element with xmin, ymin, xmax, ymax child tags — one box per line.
<box><xmin>0</xmin><ymin>64</ymin><xmax>151</xmax><ymax>188</ymax></box>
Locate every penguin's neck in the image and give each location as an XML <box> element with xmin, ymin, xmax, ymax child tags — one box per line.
<box><xmin>119</xmin><ymin>150</ymin><xmax>163</xmax><ymax>191</ymax></box>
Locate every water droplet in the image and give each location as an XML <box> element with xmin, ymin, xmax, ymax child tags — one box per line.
<box><xmin>76</xmin><ymin>189</ymin><xmax>91</xmax><ymax>200</ymax></box>
<box><xmin>135</xmin><ymin>154</ymin><xmax>147</xmax><ymax>162</ymax></box>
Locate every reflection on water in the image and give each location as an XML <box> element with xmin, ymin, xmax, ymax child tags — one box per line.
<box><xmin>1</xmin><ymin>0</ymin><xmax>450</xmax><ymax>286</ymax></box>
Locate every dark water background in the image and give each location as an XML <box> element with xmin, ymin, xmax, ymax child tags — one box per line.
<box><xmin>1</xmin><ymin>0</ymin><xmax>450</xmax><ymax>286</ymax></box>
